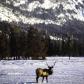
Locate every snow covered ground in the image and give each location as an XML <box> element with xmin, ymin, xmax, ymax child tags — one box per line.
<box><xmin>0</xmin><ymin>57</ymin><xmax>84</xmax><ymax>84</ymax></box>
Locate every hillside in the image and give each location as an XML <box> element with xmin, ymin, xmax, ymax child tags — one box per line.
<box><xmin>0</xmin><ymin>0</ymin><xmax>84</xmax><ymax>39</ymax></box>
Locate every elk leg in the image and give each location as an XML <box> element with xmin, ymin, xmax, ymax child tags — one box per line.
<box><xmin>36</xmin><ymin>76</ymin><xmax>39</xmax><ymax>83</ymax></box>
<box><xmin>42</xmin><ymin>77</ymin><xmax>44</xmax><ymax>83</ymax></box>
<box><xmin>46</xmin><ymin>76</ymin><xmax>48</xmax><ymax>83</ymax></box>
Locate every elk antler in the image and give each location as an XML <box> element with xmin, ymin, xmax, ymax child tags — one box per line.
<box><xmin>46</xmin><ymin>61</ymin><xmax>56</xmax><ymax>67</ymax></box>
<box><xmin>46</xmin><ymin>62</ymin><xmax>49</xmax><ymax>67</ymax></box>
<box><xmin>52</xmin><ymin>61</ymin><xmax>56</xmax><ymax>67</ymax></box>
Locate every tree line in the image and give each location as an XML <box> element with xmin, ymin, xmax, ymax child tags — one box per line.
<box><xmin>0</xmin><ymin>21</ymin><xmax>47</xmax><ymax>60</ymax></box>
<box><xmin>45</xmin><ymin>31</ymin><xmax>84</xmax><ymax>58</ymax></box>
<box><xmin>0</xmin><ymin>21</ymin><xmax>84</xmax><ymax>60</ymax></box>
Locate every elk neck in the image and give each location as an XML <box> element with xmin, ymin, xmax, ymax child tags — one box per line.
<box><xmin>49</xmin><ymin>67</ymin><xmax>53</xmax><ymax>75</ymax></box>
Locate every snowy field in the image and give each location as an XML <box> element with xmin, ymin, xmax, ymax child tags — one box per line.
<box><xmin>0</xmin><ymin>57</ymin><xmax>84</xmax><ymax>84</ymax></box>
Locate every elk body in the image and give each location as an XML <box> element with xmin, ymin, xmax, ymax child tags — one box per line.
<box><xmin>36</xmin><ymin>61</ymin><xmax>56</xmax><ymax>83</ymax></box>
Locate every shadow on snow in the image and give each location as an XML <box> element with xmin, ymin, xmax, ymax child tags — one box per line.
<box><xmin>18</xmin><ymin>82</ymin><xmax>37</xmax><ymax>84</ymax></box>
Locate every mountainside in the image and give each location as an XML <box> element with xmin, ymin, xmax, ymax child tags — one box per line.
<box><xmin>0</xmin><ymin>0</ymin><xmax>84</xmax><ymax>39</ymax></box>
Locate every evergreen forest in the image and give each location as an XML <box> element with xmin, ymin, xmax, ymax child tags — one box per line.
<box><xmin>0</xmin><ymin>21</ymin><xmax>84</xmax><ymax>60</ymax></box>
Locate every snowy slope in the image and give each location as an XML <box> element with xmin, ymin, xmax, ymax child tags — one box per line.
<box><xmin>0</xmin><ymin>0</ymin><xmax>84</xmax><ymax>24</ymax></box>
<box><xmin>0</xmin><ymin>57</ymin><xmax>84</xmax><ymax>84</ymax></box>
<box><xmin>0</xmin><ymin>0</ymin><xmax>84</xmax><ymax>37</ymax></box>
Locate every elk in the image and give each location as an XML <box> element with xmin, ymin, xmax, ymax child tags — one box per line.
<box><xmin>36</xmin><ymin>61</ymin><xmax>56</xmax><ymax>83</ymax></box>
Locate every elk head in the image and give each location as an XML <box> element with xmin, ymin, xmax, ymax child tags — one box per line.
<box><xmin>46</xmin><ymin>61</ymin><xmax>56</xmax><ymax>75</ymax></box>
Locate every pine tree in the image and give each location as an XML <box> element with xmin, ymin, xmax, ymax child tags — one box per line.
<box><xmin>9</xmin><ymin>23</ymin><xmax>17</xmax><ymax>60</ymax></box>
<box><xmin>0</xmin><ymin>33</ymin><xmax>7</xmax><ymax>60</ymax></box>
<box><xmin>45</xmin><ymin>31</ymin><xmax>50</xmax><ymax>56</ymax></box>
<box><xmin>62</xmin><ymin>38</ymin><xmax>66</xmax><ymax>56</ymax></box>
<box><xmin>57</xmin><ymin>42</ymin><xmax>61</xmax><ymax>56</ymax></box>
<box><xmin>53</xmin><ymin>40</ymin><xmax>58</xmax><ymax>56</ymax></box>
<box><xmin>72</xmin><ymin>39</ymin><xmax>79</xmax><ymax>56</ymax></box>
<box><xmin>26</xmin><ymin>26</ymin><xmax>47</xmax><ymax>60</ymax></box>
<box><xmin>66</xmin><ymin>32</ymin><xmax>72</xmax><ymax>60</ymax></box>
